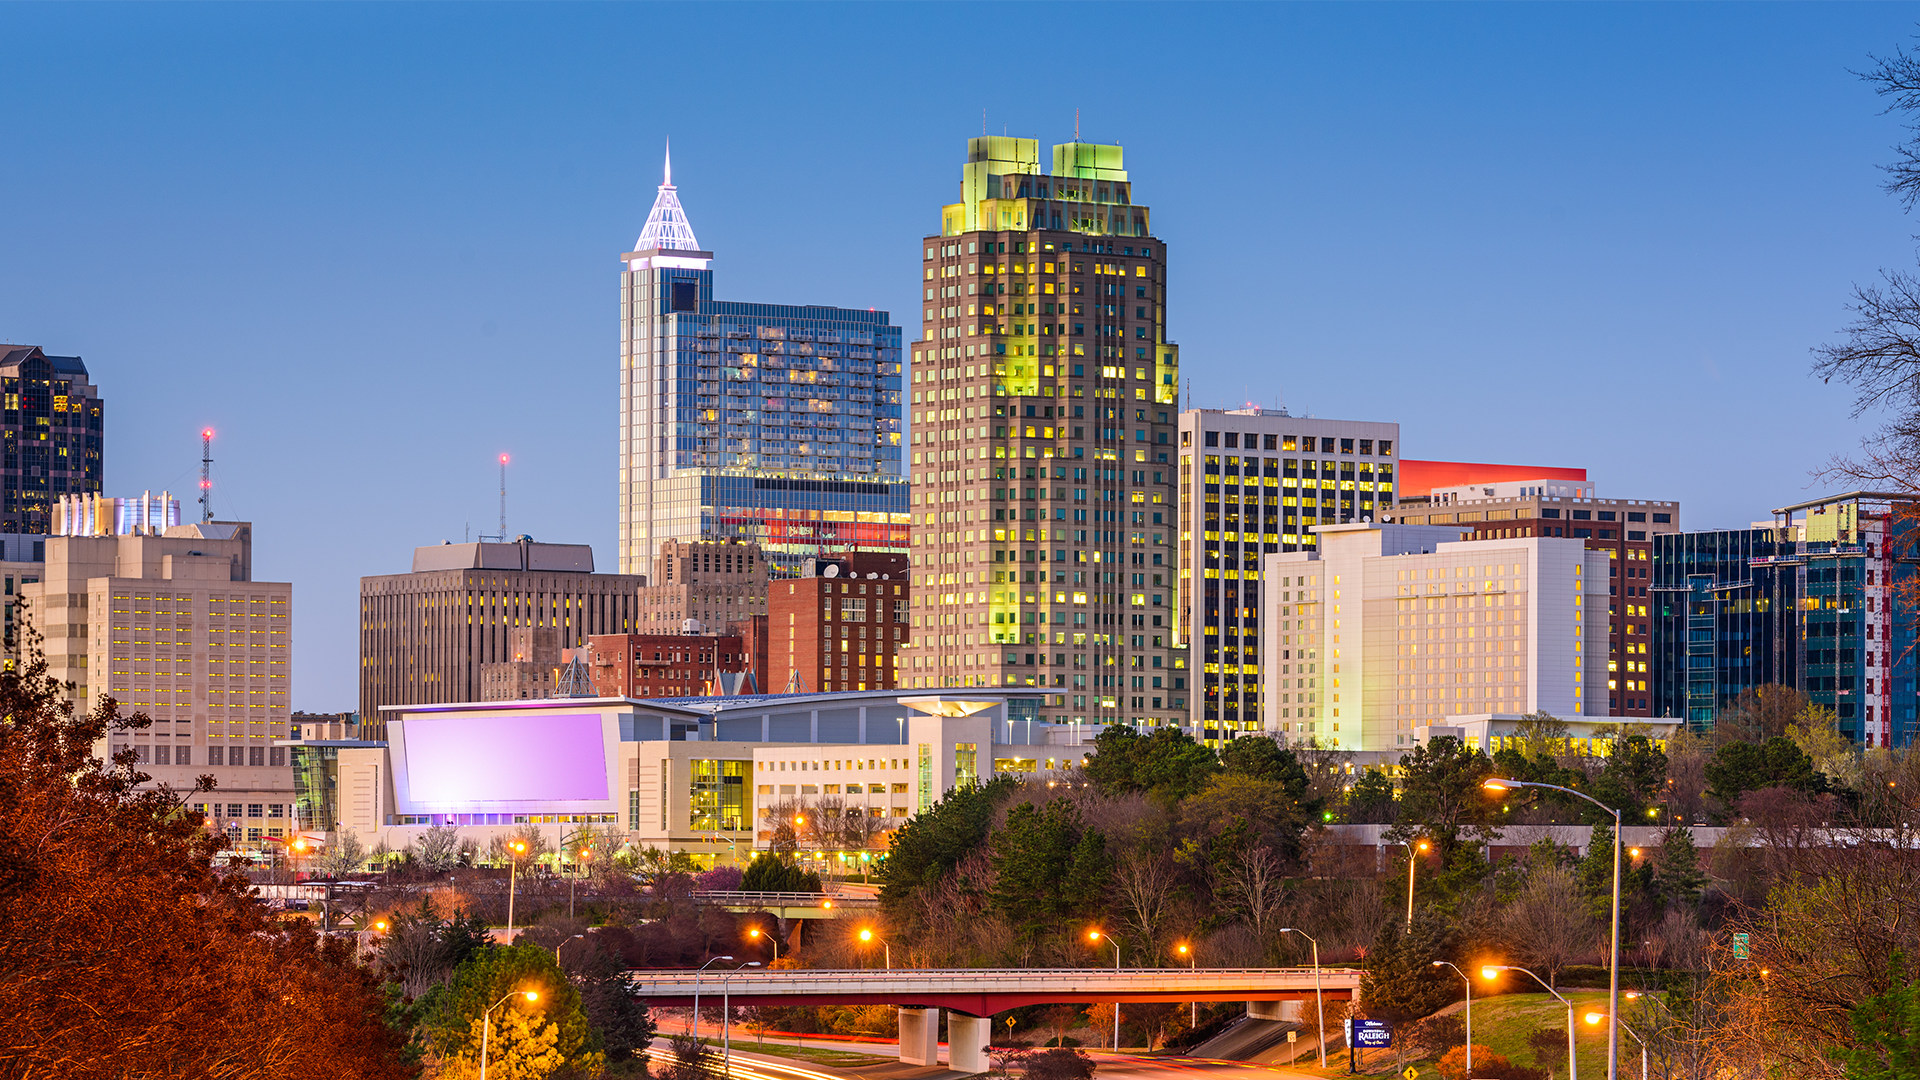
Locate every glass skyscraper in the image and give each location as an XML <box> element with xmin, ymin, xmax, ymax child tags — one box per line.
<box><xmin>617</xmin><ymin>149</ymin><xmax>909</xmax><ymax>576</ymax></box>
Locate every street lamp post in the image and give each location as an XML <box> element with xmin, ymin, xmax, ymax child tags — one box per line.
<box><xmin>1586</xmin><ymin>1012</ymin><xmax>1648</xmax><ymax>1080</ymax></box>
<box><xmin>1278</xmin><ymin>929</ymin><xmax>1326</xmax><ymax>1069</ymax></box>
<box><xmin>691</xmin><ymin>955</ymin><xmax>736</xmax><ymax>1040</ymax></box>
<box><xmin>1484</xmin><ymin>777</ymin><xmax>1622</xmax><ymax>1080</ymax></box>
<box><xmin>1087</xmin><ymin>931</ymin><xmax>1121</xmax><ymax>1052</ymax></box>
<box><xmin>859</xmin><ymin>927</ymin><xmax>891</xmax><ymax>969</ymax></box>
<box><xmin>555</xmin><ymin>934</ymin><xmax>585</xmax><ymax>968</ymax></box>
<box><xmin>1484</xmin><ymin>966</ymin><xmax>1577</xmax><ymax>1080</ymax></box>
<box><xmin>570</xmin><ymin>846</ymin><xmax>592</xmax><ymax>919</ymax></box>
<box><xmin>1431</xmin><ymin>962</ymin><xmax>1472</xmax><ymax>1077</ymax></box>
<box><xmin>721</xmin><ymin>960</ymin><xmax>763</xmax><ymax>1075</ymax></box>
<box><xmin>480</xmin><ymin>990</ymin><xmax>540</xmax><ymax>1080</ymax></box>
<box><xmin>505</xmin><ymin>839</ymin><xmax>528</xmax><ymax>942</ymax></box>
<box><xmin>1406</xmin><ymin>838</ymin><xmax>1430</xmax><ymax>931</ymax></box>
<box><xmin>747</xmin><ymin>926</ymin><xmax>779</xmax><ymax>963</ymax></box>
<box><xmin>1176</xmin><ymin>944</ymin><xmax>1195</xmax><ymax>1030</ymax></box>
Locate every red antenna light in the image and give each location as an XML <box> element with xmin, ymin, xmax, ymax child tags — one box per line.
<box><xmin>500</xmin><ymin>453</ymin><xmax>510</xmax><ymax>465</ymax></box>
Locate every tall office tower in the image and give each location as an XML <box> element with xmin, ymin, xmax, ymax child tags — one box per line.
<box><xmin>1652</xmin><ymin>492</ymin><xmax>1915</xmax><ymax>748</ymax></box>
<box><xmin>0</xmin><ymin>346</ymin><xmax>104</xmax><ymax>535</ymax></box>
<box><xmin>617</xmin><ymin>150</ymin><xmax>909</xmax><ymax>577</ymax></box>
<box><xmin>1394</xmin><ymin>463</ymin><xmax>1680</xmax><ymax>718</ymax></box>
<box><xmin>1177</xmin><ymin>408</ymin><xmax>1400</xmax><ymax>743</ymax></box>
<box><xmin>22</xmin><ymin>521</ymin><xmax>297</xmax><ymax>851</ymax></box>
<box><xmin>358</xmin><ymin>538</ymin><xmax>644</xmax><ymax>736</ymax></box>
<box><xmin>1260</xmin><ymin>523</ymin><xmax>1610</xmax><ymax>751</ymax></box>
<box><xmin>899</xmin><ymin>136</ymin><xmax>1180</xmax><ymax>731</ymax></box>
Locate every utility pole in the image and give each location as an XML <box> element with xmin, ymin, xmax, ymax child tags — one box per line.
<box><xmin>199</xmin><ymin>429</ymin><xmax>214</xmax><ymax>521</ymax></box>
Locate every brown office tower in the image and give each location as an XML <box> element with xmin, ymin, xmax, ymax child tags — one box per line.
<box><xmin>899</xmin><ymin>136</ymin><xmax>1180</xmax><ymax>730</ymax></box>
<box><xmin>770</xmin><ymin>550</ymin><xmax>910</xmax><ymax>694</ymax></box>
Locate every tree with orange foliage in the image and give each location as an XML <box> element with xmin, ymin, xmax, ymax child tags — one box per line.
<box><xmin>0</xmin><ymin>634</ymin><xmax>415</xmax><ymax>1077</ymax></box>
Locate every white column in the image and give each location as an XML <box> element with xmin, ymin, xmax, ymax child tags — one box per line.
<box><xmin>898</xmin><ymin>1007</ymin><xmax>939</xmax><ymax>1066</ymax></box>
<box><xmin>947</xmin><ymin>1013</ymin><xmax>992</xmax><ymax>1075</ymax></box>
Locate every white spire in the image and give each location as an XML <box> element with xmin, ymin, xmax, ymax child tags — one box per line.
<box><xmin>635</xmin><ymin>140</ymin><xmax>701</xmax><ymax>251</ymax></box>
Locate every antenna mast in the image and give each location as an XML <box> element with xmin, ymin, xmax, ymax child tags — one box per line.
<box><xmin>498</xmin><ymin>454</ymin><xmax>509</xmax><ymax>537</ymax></box>
<box><xmin>198</xmin><ymin>429</ymin><xmax>214</xmax><ymax>521</ymax></box>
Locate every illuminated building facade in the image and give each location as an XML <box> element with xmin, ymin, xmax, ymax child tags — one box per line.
<box><xmin>617</xmin><ymin>150</ymin><xmax>908</xmax><ymax>577</ymax></box>
<box><xmin>1261</xmin><ymin>523</ymin><xmax>1610</xmax><ymax>750</ymax></box>
<box><xmin>0</xmin><ymin>346</ymin><xmax>104</xmax><ymax>535</ymax></box>
<box><xmin>1177</xmin><ymin>408</ymin><xmax>1400</xmax><ymax>743</ymax></box>
<box><xmin>900</xmin><ymin>136</ymin><xmax>1180</xmax><ymax>732</ymax></box>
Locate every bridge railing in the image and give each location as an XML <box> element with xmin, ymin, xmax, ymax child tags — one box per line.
<box><xmin>692</xmin><ymin>890</ymin><xmax>878</xmax><ymax>908</ymax></box>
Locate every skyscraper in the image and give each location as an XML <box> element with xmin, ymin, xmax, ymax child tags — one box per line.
<box><xmin>0</xmin><ymin>345</ymin><xmax>104</xmax><ymax>535</ymax></box>
<box><xmin>617</xmin><ymin>148</ymin><xmax>909</xmax><ymax>576</ymax></box>
<box><xmin>899</xmin><ymin>136</ymin><xmax>1181</xmax><ymax>731</ymax></box>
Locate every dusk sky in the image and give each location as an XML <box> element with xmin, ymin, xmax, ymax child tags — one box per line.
<box><xmin>4</xmin><ymin>4</ymin><xmax>1917</xmax><ymax>710</ymax></box>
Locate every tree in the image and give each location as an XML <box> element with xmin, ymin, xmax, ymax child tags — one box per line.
<box><xmin>1593</xmin><ymin>734</ymin><xmax>1668</xmax><ymax>818</ymax></box>
<box><xmin>1344</xmin><ymin>768</ymin><xmax>1398</xmax><ymax>824</ymax></box>
<box><xmin>878</xmin><ymin>775</ymin><xmax>1015</xmax><ymax>909</ymax></box>
<box><xmin>741</xmin><ymin>856</ymin><xmax>821</xmax><ymax>893</ymax></box>
<box><xmin>1842</xmin><ymin>952</ymin><xmax>1920</xmax><ymax>1080</ymax></box>
<box><xmin>1392</xmin><ymin>736</ymin><xmax>1498</xmax><ymax>879</ymax></box>
<box><xmin>458</xmin><ymin>1005</ymin><xmax>564</xmax><ymax>1080</ymax></box>
<box><xmin>0</xmin><ymin>635</ymin><xmax>414</xmax><ymax>1077</ymax></box>
<box><xmin>989</xmin><ymin>799</ymin><xmax>1107</xmax><ymax>944</ymax></box>
<box><xmin>1359</xmin><ymin>913</ymin><xmax>1458</xmax><ymax>1022</ymax></box>
<box><xmin>1219</xmin><ymin>735</ymin><xmax>1311</xmax><ymax>800</ymax></box>
<box><xmin>1717</xmin><ymin>685</ymin><xmax>1810</xmax><ymax>746</ymax></box>
<box><xmin>428</xmin><ymin>943</ymin><xmax>601</xmax><ymax>1075</ymax></box>
<box><xmin>1214</xmin><ymin>844</ymin><xmax>1288</xmax><ymax>946</ymax></box>
<box><xmin>319</xmin><ymin>830</ymin><xmax>369</xmax><ymax>877</ymax></box>
<box><xmin>377</xmin><ymin>897</ymin><xmax>494</xmax><ymax>999</ymax></box>
<box><xmin>1705</xmin><ymin>736</ymin><xmax>1826</xmax><ymax>809</ymax></box>
<box><xmin>1788</xmin><ymin>707</ymin><xmax>1864</xmax><ymax>792</ymax></box>
<box><xmin>1082</xmin><ymin>725</ymin><xmax>1220</xmax><ymax>802</ymax></box>
<box><xmin>1024</xmin><ymin>1046</ymin><xmax>1097</xmax><ymax>1080</ymax></box>
<box><xmin>1510</xmin><ymin>710</ymin><xmax>1571</xmax><ymax>761</ymax></box>
<box><xmin>418</xmin><ymin>823</ymin><xmax>462</xmax><ymax>873</ymax></box>
<box><xmin>656</xmin><ymin>1034</ymin><xmax>718</xmax><ymax>1080</ymax></box>
<box><xmin>1502</xmin><ymin>866</ymin><xmax>1594</xmax><ymax>991</ymax></box>
<box><xmin>1651</xmin><ymin>826</ymin><xmax>1710</xmax><ymax>909</ymax></box>
<box><xmin>571</xmin><ymin>940</ymin><xmax>656</xmax><ymax>1065</ymax></box>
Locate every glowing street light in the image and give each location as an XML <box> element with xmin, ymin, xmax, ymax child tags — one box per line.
<box><xmin>858</xmin><ymin>927</ymin><xmax>891</xmax><ymax>969</ymax></box>
<box><xmin>1087</xmin><ymin>930</ymin><xmax>1121</xmax><ymax>1052</ymax></box>
<box><xmin>480</xmin><ymin>990</ymin><xmax>540</xmax><ymax>1080</ymax></box>
<box><xmin>1406</xmin><ymin>839</ymin><xmax>1430</xmax><ymax>930</ymax></box>
<box><xmin>747</xmin><ymin>925</ymin><xmax>779</xmax><ymax>962</ymax></box>
<box><xmin>1279</xmin><ymin>928</ymin><xmax>1326</xmax><ymax>1069</ymax></box>
<box><xmin>1586</xmin><ymin>1011</ymin><xmax>1649</xmax><ymax>1080</ymax></box>
<box><xmin>506</xmin><ymin>839</ymin><xmax>528</xmax><ymax>941</ymax></box>
<box><xmin>1431</xmin><ymin>962</ymin><xmax>1473</xmax><ymax>1077</ymax></box>
<box><xmin>1176</xmin><ymin>943</ymin><xmax>1196</xmax><ymax>1029</ymax></box>
<box><xmin>1485</xmin><ymin>777</ymin><xmax>1624</xmax><ymax>1080</ymax></box>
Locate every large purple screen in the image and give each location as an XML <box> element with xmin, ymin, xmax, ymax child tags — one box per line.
<box><xmin>403</xmin><ymin>712</ymin><xmax>609</xmax><ymax>805</ymax></box>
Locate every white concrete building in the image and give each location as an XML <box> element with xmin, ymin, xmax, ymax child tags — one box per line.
<box><xmin>333</xmin><ymin>690</ymin><xmax>1090</xmax><ymax>866</ymax></box>
<box><xmin>1259</xmin><ymin>522</ymin><xmax>1609</xmax><ymax>751</ymax></box>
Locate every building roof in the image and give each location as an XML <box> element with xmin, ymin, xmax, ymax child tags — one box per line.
<box><xmin>634</xmin><ymin>142</ymin><xmax>701</xmax><ymax>252</ymax></box>
<box><xmin>1397</xmin><ymin>459</ymin><xmax>1587</xmax><ymax>498</ymax></box>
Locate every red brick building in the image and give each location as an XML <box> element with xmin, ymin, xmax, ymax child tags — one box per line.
<box><xmin>769</xmin><ymin>551</ymin><xmax>910</xmax><ymax>694</ymax></box>
<box><xmin>587</xmin><ymin>633</ymin><xmax>753</xmax><ymax>699</ymax></box>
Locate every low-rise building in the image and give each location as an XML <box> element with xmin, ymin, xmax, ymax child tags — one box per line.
<box><xmin>587</xmin><ymin>632</ymin><xmax>754</xmax><ymax>698</ymax></box>
<box><xmin>769</xmin><ymin>551</ymin><xmax>910</xmax><ymax>694</ymax></box>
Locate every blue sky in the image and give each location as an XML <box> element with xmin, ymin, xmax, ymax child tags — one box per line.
<box><xmin>3</xmin><ymin>3</ymin><xmax>1916</xmax><ymax>710</ymax></box>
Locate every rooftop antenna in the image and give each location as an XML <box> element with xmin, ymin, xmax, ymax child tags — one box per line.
<box><xmin>982</xmin><ymin>108</ymin><xmax>986</xmax><ymax>136</ymax></box>
<box><xmin>1075</xmin><ymin>108</ymin><xmax>1080</xmax><ymax>141</ymax></box>
<box><xmin>498</xmin><ymin>454</ymin><xmax>509</xmax><ymax>537</ymax></box>
<box><xmin>198</xmin><ymin>428</ymin><xmax>214</xmax><ymax>521</ymax></box>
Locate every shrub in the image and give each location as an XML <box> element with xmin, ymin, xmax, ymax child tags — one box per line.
<box><xmin>1436</xmin><ymin>1045</ymin><xmax>1545</xmax><ymax>1080</ymax></box>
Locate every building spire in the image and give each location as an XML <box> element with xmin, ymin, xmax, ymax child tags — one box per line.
<box><xmin>636</xmin><ymin>140</ymin><xmax>701</xmax><ymax>252</ymax></box>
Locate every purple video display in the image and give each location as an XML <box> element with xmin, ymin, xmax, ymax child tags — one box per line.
<box><xmin>403</xmin><ymin>711</ymin><xmax>610</xmax><ymax>805</ymax></box>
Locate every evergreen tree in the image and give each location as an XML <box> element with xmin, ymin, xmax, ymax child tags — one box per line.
<box><xmin>741</xmin><ymin>856</ymin><xmax>821</xmax><ymax>894</ymax></box>
<box><xmin>1082</xmin><ymin>724</ymin><xmax>1220</xmax><ymax>801</ymax></box>
<box><xmin>877</xmin><ymin>776</ymin><xmax>1015</xmax><ymax>908</ymax></box>
<box><xmin>1843</xmin><ymin>952</ymin><xmax>1920</xmax><ymax>1080</ymax></box>
<box><xmin>990</xmin><ymin>799</ymin><xmax>1109</xmax><ymax>942</ymax></box>
<box><xmin>1344</xmin><ymin>768</ymin><xmax>1398</xmax><ymax>824</ymax></box>
<box><xmin>429</xmin><ymin>942</ymin><xmax>602</xmax><ymax>1074</ymax></box>
<box><xmin>1705</xmin><ymin>735</ymin><xmax>1827</xmax><ymax>808</ymax></box>
<box><xmin>1651</xmin><ymin>826</ymin><xmax>1709</xmax><ymax>908</ymax></box>
<box><xmin>1359</xmin><ymin>913</ymin><xmax>1460</xmax><ymax>1022</ymax></box>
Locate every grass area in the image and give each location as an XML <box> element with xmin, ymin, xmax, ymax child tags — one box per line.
<box><xmin>729</xmin><ymin>1041</ymin><xmax>896</xmax><ymax>1067</ymax></box>
<box><xmin>1277</xmin><ymin>990</ymin><xmax>1626</xmax><ymax>1079</ymax></box>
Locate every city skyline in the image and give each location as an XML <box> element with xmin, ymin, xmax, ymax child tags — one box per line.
<box><xmin>3</xmin><ymin>4</ymin><xmax>1916</xmax><ymax>709</ymax></box>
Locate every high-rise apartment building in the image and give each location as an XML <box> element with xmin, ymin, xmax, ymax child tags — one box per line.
<box><xmin>0</xmin><ymin>346</ymin><xmax>104</xmax><ymax>535</ymax></box>
<box><xmin>1393</xmin><ymin>473</ymin><xmax>1680</xmax><ymax>717</ymax></box>
<box><xmin>1652</xmin><ymin>492</ymin><xmax>1915</xmax><ymax>747</ymax></box>
<box><xmin>899</xmin><ymin>136</ymin><xmax>1181</xmax><ymax>731</ymax></box>
<box><xmin>634</xmin><ymin>539</ymin><xmax>769</xmax><ymax>634</ymax></box>
<box><xmin>1260</xmin><ymin>523</ymin><xmax>1610</xmax><ymax>750</ymax></box>
<box><xmin>1177</xmin><ymin>408</ymin><xmax>1400</xmax><ymax>742</ymax></box>
<box><xmin>22</xmin><ymin>521</ymin><xmax>296</xmax><ymax>850</ymax></box>
<box><xmin>617</xmin><ymin>151</ymin><xmax>909</xmax><ymax>577</ymax></box>
<box><xmin>769</xmin><ymin>550</ymin><xmax>910</xmax><ymax>694</ymax></box>
<box><xmin>358</xmin><ymin>539</ymin><xmax>643</xmax><ymax>735</ymax></box>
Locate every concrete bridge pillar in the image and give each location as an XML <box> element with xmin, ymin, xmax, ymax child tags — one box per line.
<box><xmin>947</xmin><ymin>1014</ymin><xmax>992</xmax><ymax>1075</ymax></box>
<box><xmin>1246</xmin><ymin>1000</ymin><xmax>1304</xmax><ymax>1021</ymax></box>
<box><xmin>899</xmin><ymin>1007</ymin><xmax>939</xmax><ymax>1066</ymax></box>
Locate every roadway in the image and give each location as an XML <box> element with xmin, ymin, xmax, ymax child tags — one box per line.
<box><xmin>650</xmin><ymin>1032</ymin><xmax>1325</xmax><ymax>1080</ymax></box>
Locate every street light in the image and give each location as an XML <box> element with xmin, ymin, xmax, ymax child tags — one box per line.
<box><xmin>721</xmin><ymin>960</ymin><xmax>763</xmax><ymax>1071</ymax></box>
<box><xmin>1483</xmin><ymin>965</ymin><xmax>1577</xmax><ymax>1080</ymax></box>
<box><xmin>480</xmin><ymin>990</ymin><xmax>540</xmax><ymax>1080</ymax></box>
<box><xmin>692</xmin><ymin>955</ymin><xmax>736</xmax><ymax>1040</ymax></box>
<box><xmin>1176</xmin><ymin>943</ymin><xmax>1196</xmax><ymax>1030</ymax></box>
<box><xmin>747</xmin><ymin>925</ymin><xmax>779</xmax><ymax>963</ymax></box>
<box><xmin>1586</xmin><ymin>1012</ymin><xmax>1648</xmax><ymax>1080</ymax></box>
<box><xmin>505</xmin><ymin>839</ymin><xmax>528</xmax><ymax>942</ymax></box>
<box><xmin>1278</xmin><ymin>929</ymin><xmax>1326</xmax><ymax>1069</ymax></box>
<box><xmin>858</xmin><ymin>927</ymin><xmax>891</xmax><ymax>969</ymax></box>
<box><xmin>555</xmin><ymin>933</ymin><xmax>586</xmax><ymax>967</ymax></box>
<box><xmin>1485</xmin><ymin>777</ymin><xmax>1623</xmax><ymax>1080</ymax></box>
<box><xmin>1406</xmin><ymin>838</ymin><xmax>1430</xmax><ymax>931</ymax></box>
<box><xmin>1087</xmin><ymin>930</ymin><xmax>1121</xmax><ymax>1052</ymax></box>
<box><xmin>570</xmin><ymin>846</ymin><xmax>592</xmax><ymax>920</ymax></box>
<box><xmin>1431</xmin><ymin>962</ymin><xmax>1473</xmax><ymax>1077</ymax></box>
